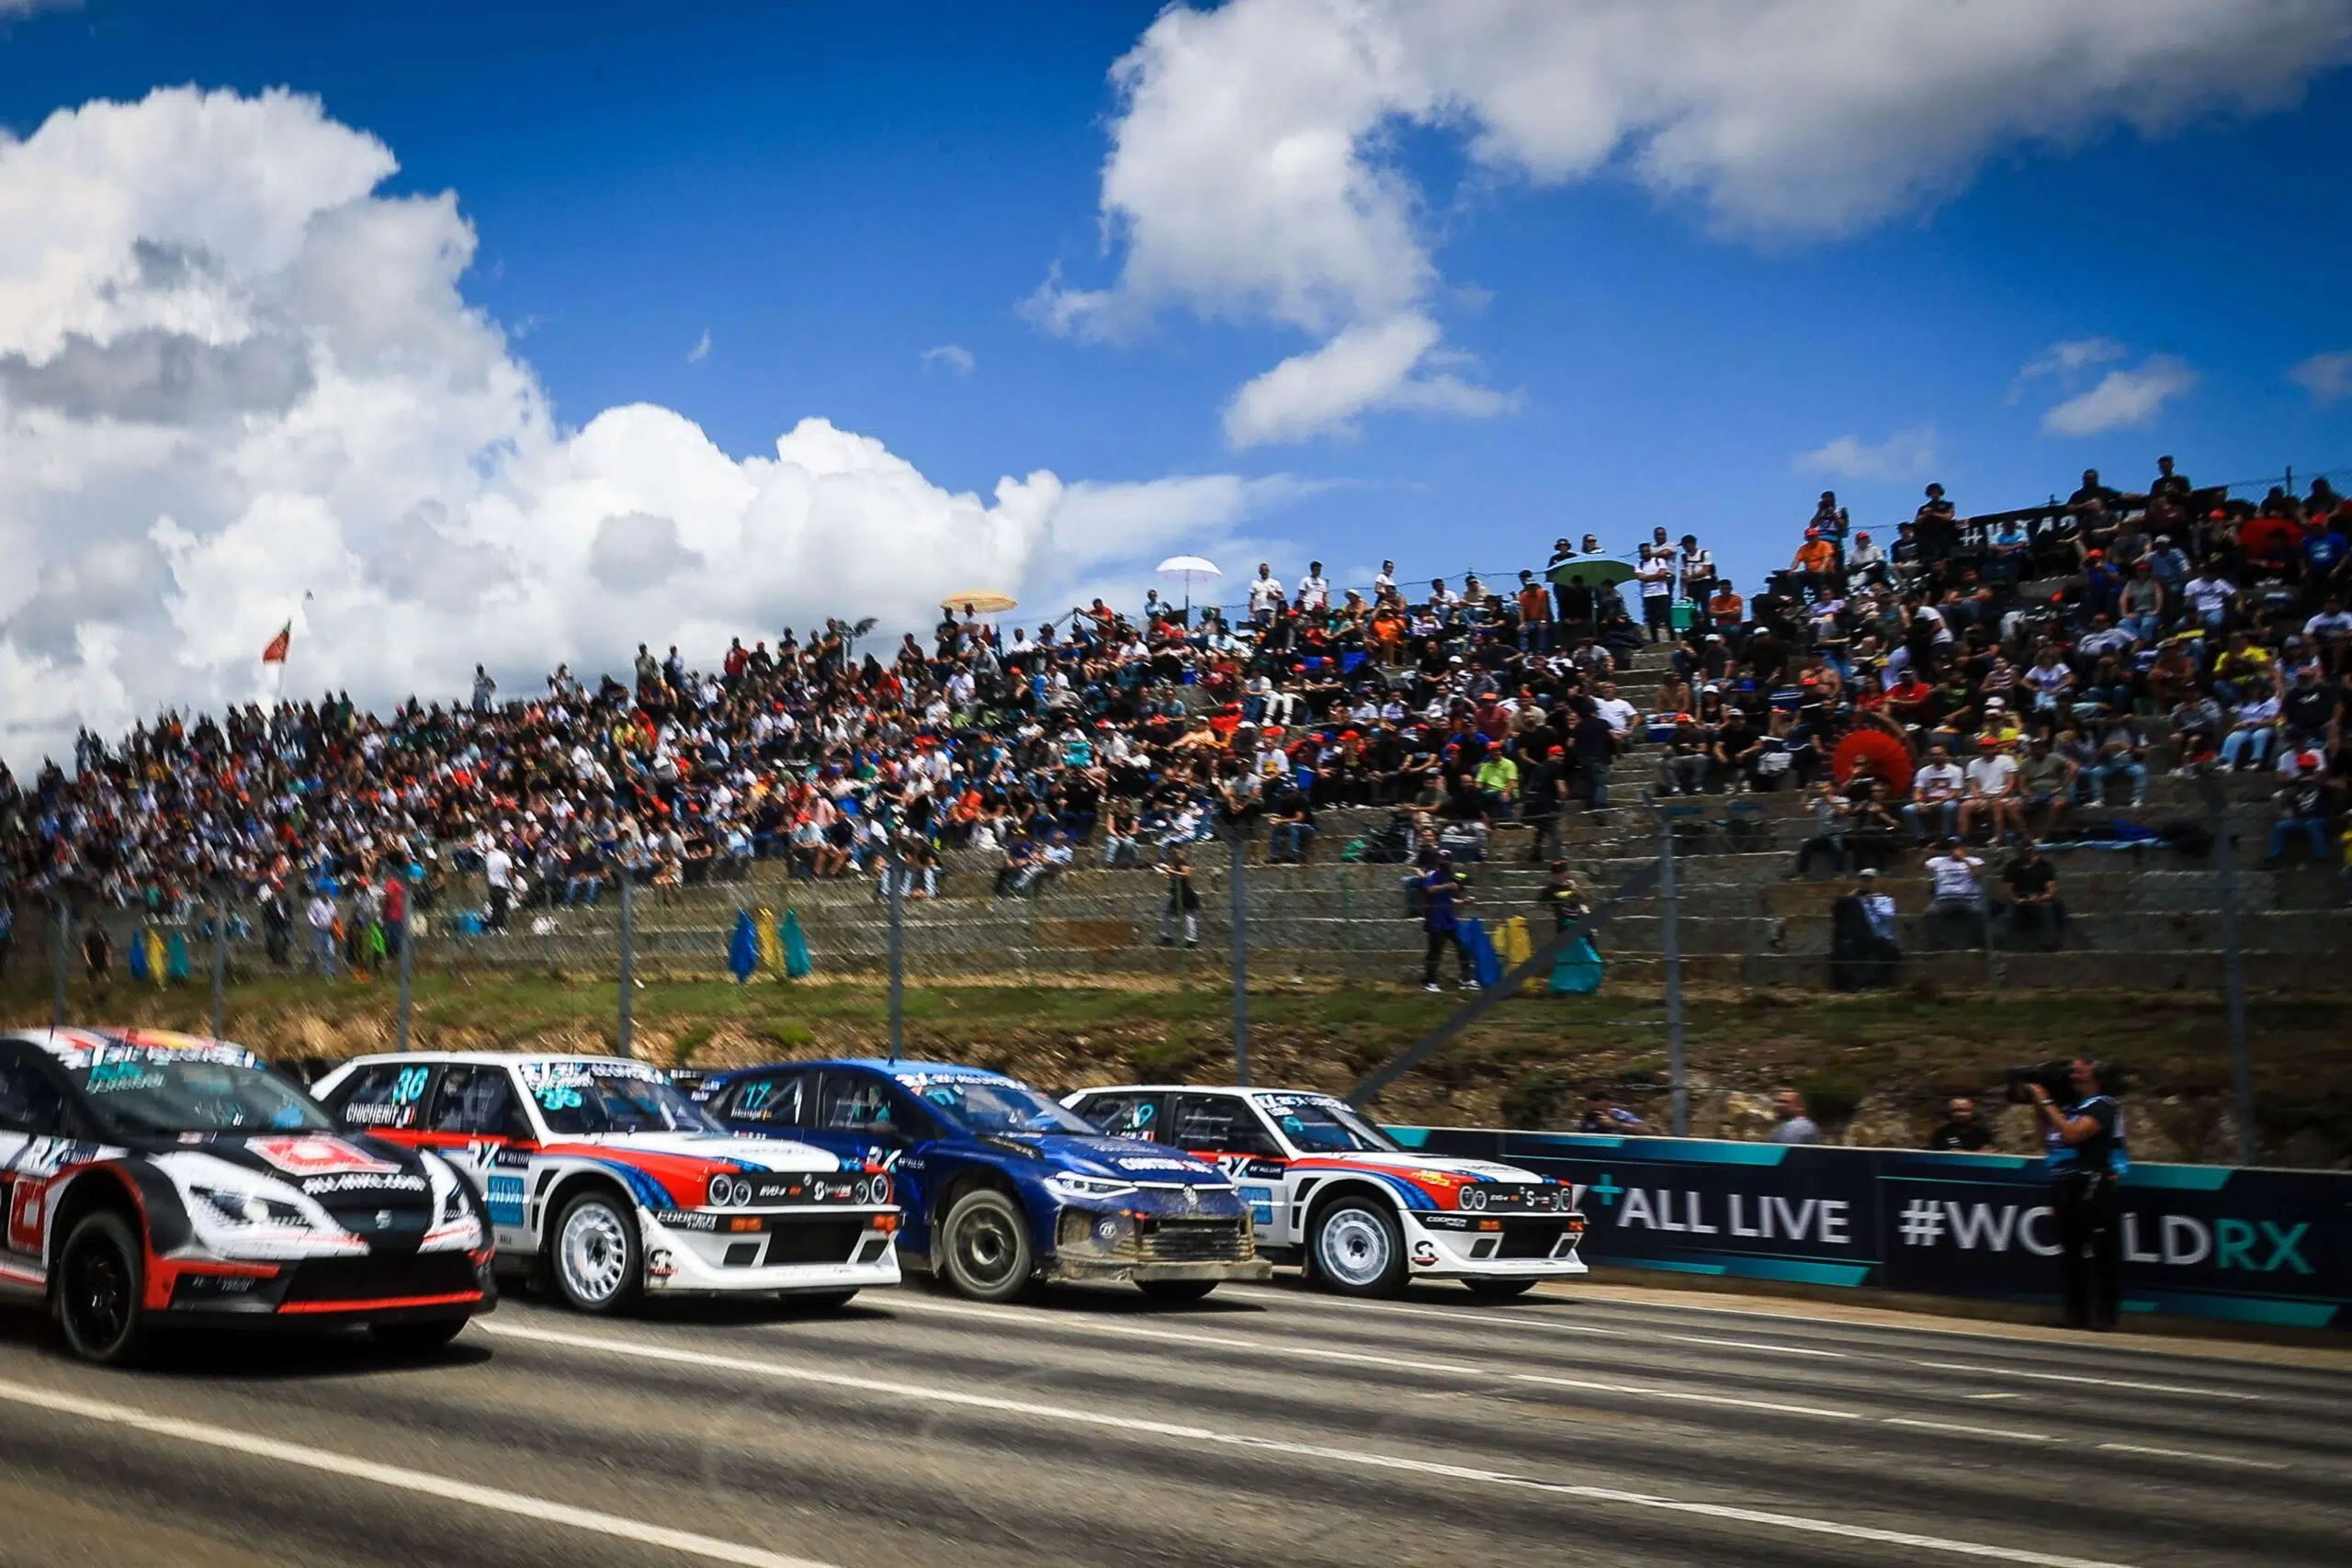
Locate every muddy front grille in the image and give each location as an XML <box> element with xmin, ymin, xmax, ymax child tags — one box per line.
<box><xmin>1136</xmin><ymin>1217</ymin><xmax>1254</xmax><ymax>1264</ymax></box>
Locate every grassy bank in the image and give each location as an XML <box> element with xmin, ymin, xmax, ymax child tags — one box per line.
<box><xmin>4</xmin><ymin>971</ymin><xmax>2344</xmax><ymax>1167</ymax></box>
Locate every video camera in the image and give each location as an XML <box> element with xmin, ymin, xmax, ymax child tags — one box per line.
<box><xmin>2003</xmin><ymin>1059</ymin><xmax>2125</xmax><ymax>1104</ymax></box>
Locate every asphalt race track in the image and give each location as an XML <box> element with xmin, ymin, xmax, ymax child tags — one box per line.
<box><xmin>0</xmin><ymin>1280</ymin><xmax>2345</xmax><ymax>1568</ymax></box>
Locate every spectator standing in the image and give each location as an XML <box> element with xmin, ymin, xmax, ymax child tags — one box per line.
<box><xmin>0</xmin><ymin>897</ymin><xmax>11</xmax><ymax>978</ymax></box>
<box><xmin>1248</xmin><ymin>563</ymin><xmax>1283</xmax><ymax>628</ymax></box>
<box><xmin>305</xmin><ymin>888</ymin><xmax>337</xmax><ymax>978</ymax></box>
<box><xmin>1155</xmin><ymin>850</ymin><xmax>1200</xmax><ymax>948</ymax></box>
<box><xmin>1296</xmin><ymin>561</ymin><xmax>1330</xmax><ymax>611</ymax></box>
<box><xmin>1828</xmin><ymin>868</ymin><xmax>1899</xmax><ymax>989</ymax></box>
<box><xmin>1770</xmin><ymin>1087</ymin><xmax>1821</xmax><ymax>1145</ymax></box>
<box><xmin>1635</xmin><ymin>546</ymin><xmax>1675</xmax><ymax>642</ymax></box>
<box><xmin>381</xmin><ymin>869</ymin><xmax>407</xmax><ymax>958</ymax></box>
<box><xmin>1515</xmin><ymin>570</ymin><xmax>1552</xmax><ymax>653</ymax></box>
<box><xmin>2027</xmin><ymin>1057</ymin><xmax>2126</xmax><ymax>1331</ymax></box>
<box><xmin>482</xmin><ymin>841</ymin><xmax>514</xmax><ymax>932</ymax></box>
<box><xmin>81</xmin><ymin>920</ymin><xmax>111</xmax><ymax>997</ymax></box>
<box><xmin>1928</xmin><ymin>1097</ymin><xmax>1995</xmax><ymax>1152</ymax></box>
<box><xmin>1417</xmin><ymin>851</ymin><xmax>1476</xmax><ymax>993</ymax></box>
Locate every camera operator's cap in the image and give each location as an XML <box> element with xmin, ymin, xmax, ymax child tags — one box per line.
<box><xmin>1946</xmin><ymin>835</ymin><xmax>1964</xmax><ymax>847</ymax></box>
<box><xmin>1857</xmin><ymin>867</ymin><xmax>1877</xmax><ymax>878</ymax></box>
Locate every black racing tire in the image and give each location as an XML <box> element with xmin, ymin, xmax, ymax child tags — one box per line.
<box><xmin>1463</xmin><ymin>1278</ymin><xmax>1538</xmax><ymax>1300</ymax></box>
<box><xmin>1136</xmin><ymin>1280</ymin><xmax>1218</xmax><ymax>1305</ymax></box>
<box><xmin>1308</xmin><ymin>1199</ymin><xmax>1407</xmax><ymax>1299</ymax></box>
<box><xmin>781</xmin><ymin>1289</ymin><xmax>860</xmax><ymax>1310</ymax></box>
<box><xmin>54</xmin><ymin>1210</ymin><xmax>150</xmax><ymax>1366</ymax></box>
<box><xmin>549</xmin><ymin>1190</ymin><xmax>643</xmax><ymax>1314</ymax></box>
<box><xmin>936</xmin><ymin>1190</ymin><xmax>1036</xmax><ymax>1303</ymax></box>
<box><xmin>369</xmin><ymin>1318</ymin><xmax>470</xmax><ymax>1353</ymax></box>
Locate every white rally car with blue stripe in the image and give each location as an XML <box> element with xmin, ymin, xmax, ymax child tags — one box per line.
<box><xmin>1064</xmin><ymin>1085</ymin><xmax>1586</xmax><ymax>1298</ymax></box>
<box><xmin>311</xmin><ymin>1054</ymin><xmax>901</xmax><ymax>1314</ymax></box>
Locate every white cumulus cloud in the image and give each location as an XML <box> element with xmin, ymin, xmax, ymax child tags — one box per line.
<box><xmin>921</xmin><ymin>343</ymin><xmax>975</xmax><ymax>375</ymax></box>
<box><xmin>1043</xmin><ymin>0</ymin><xmax>2352</xmax><ymax>446</ymax></box>
<box><xmin>0</xmin><ymin>88</ymin><xmax>1300</xmax><ymax>768</ymax></box>
<box><xmin>1796</xmin><ymin>426</ymin><xmax>1941</xmax><ymax>480</ymax></box>
<box><xmin>686</xmin><ymin>327</ymin><xmax>710</xmax><ymax>364</ymax></box>
<box><xmin>2041</xmin><ymin>354</ymin><xmax>2198</xmax><ymax>434</ymax></box>
<box><xmin>2290</xmin><ymin>349</ymin><xmax>2352</xmax><ymax>402</ymax></box>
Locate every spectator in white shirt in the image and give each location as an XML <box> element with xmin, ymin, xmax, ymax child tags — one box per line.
<box><xmin>1593</xmin><ymin>682</ymin><xmax>1639</xmax><ymax>739</ymax></box>
<box><xmin>483</xmin><ymin>843</ymin><xmax>514</xmax><ymax>931</ymax></box>
<box><xmin>1903</xmin><ymin>745</ymin><xmax>1965</xmax><ymax>843</ymax></box>
<box><xmin>305</xmin><ymin>891</ymin><xmax>337</xmax><ymax>977</ymax></box>
<box><xmin>1925</xmin><ymin>839</ymin><xmax>1989</xmax><ymax>944</ymax></box>
<box><xmin>1249</xmin><ymin>565</ymin><xmax>1283</xmax><ymax>626</ymax></box>
<box><xmin>1634</xmin><ymin>546</ymin><xmax>1675</xmax><ymax>643</ymax></box>
<box><xmin>1296</xmin><ymin>562</ymin><xmax>1330</xmax><ymax>610</ymax></box>
<box><xmin>1960</xmin><ymin>739</ymin><xmax>2022</xmax><ymax>842</ymax></box>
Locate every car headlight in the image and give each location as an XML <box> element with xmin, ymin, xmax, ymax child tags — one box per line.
<box><xmin>1046</xmin><ymin>1172</ymin><xmax>1138</xmax><ymax>1203</ymax></box>
<box><xmin>1458</xmin><ymin>1186</ymin><xmax>1488</xmax><ymax>1212</ymax></box>
<box><xmin>194</xmin><ymin>1187</ymin><xmax>310</xmax><ymax>1228</ymax></box>
<box><xmin>707</xmin><ymin>1174</ymin><xmax>751</xmax><ymax>1208</ymax></box>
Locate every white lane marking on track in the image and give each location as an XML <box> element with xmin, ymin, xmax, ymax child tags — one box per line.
<box><xmin>1668</xmin><ymin>1335</ymin><xmax>1848</xmax><ymax>1359</ymax></box>
<box><xmin>882</xmin><ymin>1297</ymin><xmax>2311</xmax><ymax>1472</ymax></box>
<box><xmin>483</xmin><ymin>1319</ymin><xmax>2140</xmax><ymax>1568</ymax></box>
<box><xmin>880</xmin><ymin>1294</ymin><xmax>1866</xmax><ymax>1419</ymax></box>
<box><xmin>1883</xmin><ymin>1418</ymin><xmax>2053</xmax><ymax>1443</ymax></box>
<box><xmin>0</xmin><ymin>1374</ymin><xmax>840</xmax><ymax>1568</ymax></box>
<box><xmin>1910</xmin><ymin>1360</ymin><xmax>2263</xmax><ymax>1402</ymax></box>
<box><xmin>2095</xmin><ymin>1443</ymin><xmax>2289</xmax><ymax>1472</ymax></box>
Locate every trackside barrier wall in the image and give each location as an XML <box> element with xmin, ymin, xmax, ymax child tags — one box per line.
<box><xmin>1384</xmin><ymin>1127</ymin><xmax>2352</xmax><ymax>1331</ymax></box>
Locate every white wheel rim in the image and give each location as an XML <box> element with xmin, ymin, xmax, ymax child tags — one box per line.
<box><xmin>1317</xmin><ymin>1209</ymin><xmax>1391</xmax><ymax>1288</ymax></box>
<box><xmin>560</xmin><ymin>1202</ymin><xmax>632</xmax><ymax>1304</ymax></box>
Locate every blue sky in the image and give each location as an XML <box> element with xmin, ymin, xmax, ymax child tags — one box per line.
<box><xmin>8</xmin><ymin>0</ymin><xmax>2348</xmax><ymax>589</ymax></box>
<box><xmin>2</xmin><ymin>1</ymin><xmax>2350</xmax><ymax>761</ymax></box>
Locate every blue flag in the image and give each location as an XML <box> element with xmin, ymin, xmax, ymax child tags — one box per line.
<box><xmin>728</xmin><ymin>908</ymin><xmax>758</xmax><ymax>984</ymax></box>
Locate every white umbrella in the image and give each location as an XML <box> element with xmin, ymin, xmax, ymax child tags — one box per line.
<box><xmin>1156</xmin><ymin>555</ymin><xmax>1222</xmax><ymax>616</ymax></box>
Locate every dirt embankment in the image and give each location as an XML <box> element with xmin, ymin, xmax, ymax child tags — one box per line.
<box><xmin>7</xmin><ymin>976</ymin><xmax>2345</xmax><ymax>1168</ymax></box>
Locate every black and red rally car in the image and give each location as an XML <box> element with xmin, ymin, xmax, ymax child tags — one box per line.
<box><xmin>0</xmin><ymin>1028</ymin><xmax>494</xmax><ymax>1363</ymax></box>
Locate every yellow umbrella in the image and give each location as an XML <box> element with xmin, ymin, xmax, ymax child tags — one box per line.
<box><xmin>942</xmin><ymin>591</ymin><xmax>1018</xmax><ymax>615</ymax></box>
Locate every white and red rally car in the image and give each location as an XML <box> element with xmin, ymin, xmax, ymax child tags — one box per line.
<box><xmin>1064</xmin><ymin>1084</ymin><xmax>1586</xmax><ymax>1298</ymax></box>
<box><xmin>311</xmin><ymin>1053</ymin><xmax>900</xmax><ymax>1313</ymax></box>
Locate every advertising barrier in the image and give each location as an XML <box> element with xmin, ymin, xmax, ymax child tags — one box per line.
<box><xmin>1387</xmin><ymin>1126</ymin><xmax>2352</xmax><ymax>1331</ymax></box>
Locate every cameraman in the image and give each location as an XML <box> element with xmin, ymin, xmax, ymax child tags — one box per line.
<box><xmin>2026</xmin><ymin>1058</ymin><xmax>2127</xmax><ymax>1331</ymax></box>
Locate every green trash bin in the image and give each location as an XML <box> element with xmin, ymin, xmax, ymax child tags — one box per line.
<box><xmin>1669</xmin><ymin>599</ymin><xmax>1697</xmax><ymax>632</ymax></box>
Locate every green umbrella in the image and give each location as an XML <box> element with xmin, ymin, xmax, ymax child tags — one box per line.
<box><xmin>1545</xmin><ymin>556</ymin><xmax>1639</xmax><ymax>588</ymax></box>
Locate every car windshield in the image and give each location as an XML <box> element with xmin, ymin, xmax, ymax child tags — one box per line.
<box><xmin>1257</xmin><ymin>1094</ymin><xmax>1399</xmax><ymax>1154</ymax></box>
<box><xmin>905</xmin><ymin>1076</ymin><xmax>1097</xmax><ymax>1135</ymax></box>
<box><xmin>526</xmin><ymin>1066</ymin><xmax>726</xmax><ymax>1136</ymax></box>
<box><xmin>71</xmin><ymin>1055</ymin><xmax>334</xmax><ymax>1135</ymax></box>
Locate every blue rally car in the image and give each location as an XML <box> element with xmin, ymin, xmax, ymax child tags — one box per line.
<box><xmin>689</xmin><ymin>1060</ymin><xmax>1270</xmax><ymax>1303</ymax></box>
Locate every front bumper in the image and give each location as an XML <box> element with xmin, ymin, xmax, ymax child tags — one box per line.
<box><xmin>155</xmin><ymin>1246</ymin><xmax>498</xmax><ymax>1322</ymax></box>
<box><xmin>1048</xmin><ymin>1204</ymin><xmax>1272</xmax><ymax>1285</ymax></box>
<box><xmin>641</xmin><ymin>1205</ymin><xmax>903</xmax><ymax>1295</ymax></box>
<box><xmin>1404</xmin><ymin>1213</ymin><xmax>1589</xmax><ymax>1279</ymax></box>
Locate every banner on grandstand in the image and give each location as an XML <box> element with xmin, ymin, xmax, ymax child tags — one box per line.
<box><xmin>1387</xmin><ymin>1126</ymin><xmax>2352</xmax><ymax>1331</ymax></box>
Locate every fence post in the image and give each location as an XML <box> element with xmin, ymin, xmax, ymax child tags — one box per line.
<box><xmin>887</xmin><ymin>838</ymin><xmax>905</xmax><ymax>1063</ymax></box>
<box><xmin>1228</xmin><ymin>826</ymin><xmax>1250</xmax><ymax>1087</ymax></box>
<box><xmin>616</xmin><ymin>870</ymin><xmax>636</xmax><ymax>1060</ymax></box>
<box><xmin>1654</xmin><ymin>795</ymin><xmax>1689</xmax><ymax>1137</ymax></box>
<box><xmin>209</xmin><ymin>886</ymin><xmax>228</xmax><ymax>1041</ymax></box>
<box><xmin>51</xmin><ymin>896</ymin><xmax>68</xmax><ymax>1028</ymax></box>
<box><xmin>395</xmin><ymin>880</ymin><xmax>414</xmax><ymax>1055</ymax></box>
<box><xmin>2202</xmin><ymin>775</ymin><xmax>2256</xmax><ymax>1164</ymax></box>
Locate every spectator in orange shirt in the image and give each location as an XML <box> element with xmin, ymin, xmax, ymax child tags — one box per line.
<box><xmin>1792</xmin><ymin>531</ymin><xmax>1838</xmax><ymax>593</ymax></box>
<box><xmin>1708</xmin><ymin>581</ymin><xmax>1745</xmax><ymax>632</ymax></box>
<box><xmin>1515</xmin><ymin>570</ymin><xmax>1553</xmax><ymax>654</ymax></box>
